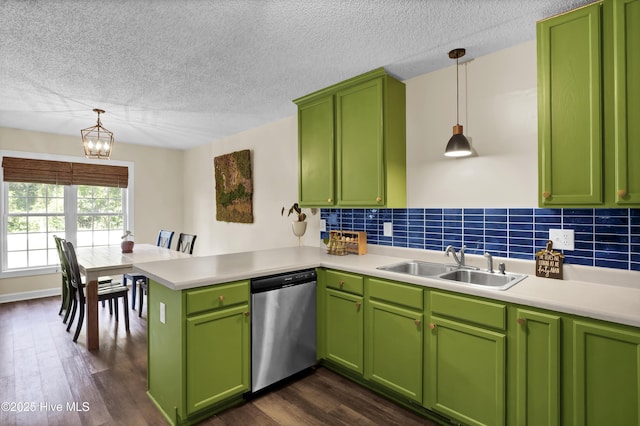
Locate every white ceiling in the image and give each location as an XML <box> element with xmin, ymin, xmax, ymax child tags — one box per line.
<box><xmin>0</xmin><ymin>0</ymin><xmax>593</xmax><ymax>151</ymax></box>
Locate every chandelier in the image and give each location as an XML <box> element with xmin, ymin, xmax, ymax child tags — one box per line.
<box><xmin>81</xmin><ymin>108</ymin><xmax>114</xmax><ymax>159</ymax></box>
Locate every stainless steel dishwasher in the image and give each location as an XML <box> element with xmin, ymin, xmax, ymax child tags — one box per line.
<box><xmin>250</xmin><ymin>268</ymin><xmax>317</xmax><ymax>393</ymax></box>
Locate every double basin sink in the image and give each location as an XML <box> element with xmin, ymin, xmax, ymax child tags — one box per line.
<box><xmin>376</xmin><ymin>260</ymin><xmax>527</xmax><ymax>291</ymax></box>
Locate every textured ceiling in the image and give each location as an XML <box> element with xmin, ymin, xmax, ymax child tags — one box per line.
<box><xmin>0</xmin><ymin>0</ymin><xmax>593</xmax><ymax>150</ymax></box>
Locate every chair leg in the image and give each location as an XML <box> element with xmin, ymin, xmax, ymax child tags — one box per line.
<box><xmin>138</xmin><ymin>283</ymin><xmax>145</xmax><ymax>318</ymax></box>
<box><xmin>123</xmin><ymin>294</ymin><xmax>130</xmax><ymax>331</ymax></box>
<box><xmin>127</xmin><ymin>275</ymin><xmax>137</xmax><ymax>309</ymax></box>
<box><xmin>66</xmin><ymin>295</ymin><xmax>77</xmax><ymax>333</ymax></box>
<box><xmin>114</xmin><ymin>297</ymin><xmax>119</xmax><ymax>321</ymax></box>
<box><xmin>59</xmin><ymin>277</ymin><xmax>68</xmax><ymax>316</ymax></box>
<box><xmin>73</xmin><ymin>300</ymin><xmax>84</xmax><ymax>343</ymax></box>
<box><xmin>108</xmin><ymin>299</ymin><xmax>113</xmax><ymax>315</ymax></box>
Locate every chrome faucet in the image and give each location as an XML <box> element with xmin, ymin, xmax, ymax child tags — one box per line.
<box><xmin>484</xmin><ymin>252</ymin><xmax>494</xmax><ymax>273</ymax></box>
<box><xmin>445</xmin><ymin>245</ymin><xmax>466</xmax><ymax>267</ymax></box>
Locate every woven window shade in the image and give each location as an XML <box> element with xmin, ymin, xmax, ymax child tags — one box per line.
<box><xmin>2</xmin><ymin>157</ymin><xmax>128</xmax><ymax>188</ymax></box>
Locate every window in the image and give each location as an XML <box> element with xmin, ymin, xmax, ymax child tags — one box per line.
<box><xmin>1</xmin><ymin>152</ymin><xmax>133</xmax><ymax>277</ymax></box>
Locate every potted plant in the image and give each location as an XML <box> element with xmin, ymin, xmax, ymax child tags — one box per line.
<box><xmin>282</xmin><ymin>203</ymin><xmax>308</xmax><ymax>241</ymax></box>
<box><xmin>121</xmin><ymin>230</ymin><xmax>135</xmax><ymax>253</ymax></box>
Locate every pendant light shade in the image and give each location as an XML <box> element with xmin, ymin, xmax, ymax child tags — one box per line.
<box><xmin>444</xmin><ymin>48</ymin><xmax>472</xmax><ymax>158</ymax></box>
<box><xmin>81</xmin><ymin>108</ymin><xmax>114</xmax><ymax>159</ymax></box>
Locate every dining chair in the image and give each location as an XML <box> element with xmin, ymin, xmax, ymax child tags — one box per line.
<box><xmin>136</xmin><ymin>232</ymin><xmax>196</xmax><ymax>317</ymax></box>
<box><xmin>62</xmin><ymin>240</ymin><xmax>130</xmax><ymax>342</ymax></box>
<box><xmin>176</xmin><ymin>233</ymin><xmax>197</xmax><ymax>254</ymax></box>
<box><xmin>54</xmin><ymin>235</ymin><xmax>113</xmax><ymax>324</ymax></box>
<box><xmin>123</xmin><ymin>230</ymin><xmax>175</xmax><ymax>312</ymax></box>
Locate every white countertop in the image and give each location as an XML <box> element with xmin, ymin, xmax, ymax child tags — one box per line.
<box><xmin>134</xmin><ymin>245</ymin><xmax>640</xmax><ymax>328</ymax></box>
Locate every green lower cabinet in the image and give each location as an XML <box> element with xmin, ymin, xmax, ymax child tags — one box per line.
<box><xmin>426</xmin><ymin>290</ymin><xmax>507</xmax><ymax>426</ymax></box>
<box><xmin>364</xmin><ymin>299</ymin><xmax>423</xmax><ymax>403</ymax></box>
<box><xmin>324</xmin><ymin>287</ymin><xmax>364</xmax><ymax>374</ymax></box>
<box><xmin>185</xmin><ymin>304</ymin><xmax>250</xmax><ymax>415</ymax></box>
<box><xmin>570</xmin><ymin>319</ymin><xmax>640</xmax><ymax>426</ymax></box>
<box><xmin>511</xmin><ymin>308</ymin><xmax>561</xmax><ymax>426</ymax></box>
<box><xmin>147</xmin><ymin>280</ymin><xmax>250</xmax><ymax>425</ymax></box>
<box><xmin>426</xmin><ymin>316</ymin><xmax>506</xmax><ymax>426</ymax></box>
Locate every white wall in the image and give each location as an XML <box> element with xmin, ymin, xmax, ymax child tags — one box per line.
<box><xmin>183</xmin><ymin>116</ymin><xmax>321</xmax><ymax>256</ymax></box>
<box><xmin>182</xmin><ymin>40</ymin><xmax>540</xmax><ymax>257</ymax></box>
<box><xmin>406</xmin><ymin>40</ymin><xmax>538</xmax><ymax>207</ymax></box>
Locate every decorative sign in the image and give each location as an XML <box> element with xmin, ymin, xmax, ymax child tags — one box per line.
<box><xmin>214</xmin><ymin>149</ymin><xmax>253</xmax><ymax>223</ymax></box>
<box><xmin>535</xmin><ymin>240</ymin><xmax>564</xmax><ymax>280</ymax></box>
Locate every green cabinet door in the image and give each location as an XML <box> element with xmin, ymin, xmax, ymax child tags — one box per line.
<box><xmin>572</xmin><ymin>320</ymin><xmax>640</xmax><ymax>426</ymax></box>
<box><xmin>427</xmin><ymin>316</ymin><xmax>506</xmax><ymax>426</ymax></box>
<box><xmin>513</xmin><ymin>308</ymin><xmax>561</xmax><ymax>426</ymax></box>
<box><xmin>613</xmin><ymin>0</ymin><xmax>640</xmax><ymax>205</ymax></box>
<box><xmin>365</xmin><ymin>299</ymin><xmax>423</xmax><ymax>402</ymax></box>
<box><xmin>325</xmin><ymin>288</ymin><xmax>364</xmax><ymax>374</ymax></box>
<box><xmin>537</xmin><ymin>2</ymin><xmax>604</xmax><ymax>206</ymax></box>
<box><xmin>297</xmin><ymin>95</ymin><xmax>335</xmax><ymax>206</ymax></box>
<box><xmin>336</xmin><ymin>78</ymin><xmax>385</xmax><ymax>206</ymax></box>
<box><xmin>186</xmin><ymin>304</ymin><xmax>250</xmax><ymax>415</ymax></box>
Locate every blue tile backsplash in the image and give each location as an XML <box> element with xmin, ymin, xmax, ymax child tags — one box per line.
<box><xmin>321</xmin><ymin>208</ymin><xmax>640</xmax><ymax>272</ymax></box>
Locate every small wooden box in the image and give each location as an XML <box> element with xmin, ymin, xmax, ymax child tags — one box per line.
<box><xmin>328</xmin><ymin>230</ymin><xmax>367</xmax><ymax>255</ymax></box>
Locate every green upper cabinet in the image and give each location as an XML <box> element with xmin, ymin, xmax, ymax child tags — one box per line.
<box><xmin>537</xmin><ymin>0</ymin><xmax>640</xmax><ymax>207</ymax></box>
<box><xmin>297</xmin><ymin>95</ymin><xmax>335</xmax><ymax>206</ymax></box>
<box><xmin>537</xmin><ymin>2</ymin><xmax>603</xmax><ymax>206</ymax></box>
<box><xmin>613</xmin><ymin>0</ymin><xmax>640</xmax><ymax>205</ymax></box>
<box><xmin>294</xmin><ymin>68</ymin><xmax>406</xmax><ymax>208</ymax></box>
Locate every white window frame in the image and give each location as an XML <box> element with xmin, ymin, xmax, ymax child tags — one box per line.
<box><xmin>0</xmin><ymin>150</ymin><xmax>134</xmax><ymax>278</ymax></box>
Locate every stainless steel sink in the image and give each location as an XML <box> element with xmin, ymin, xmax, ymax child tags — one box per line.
<box><xmin>438</xmin><ymin>269</ymin><xmax>526</xmax><ymax>290</ymax></box>
<box><xmin>376</xmin><ymin>260</ymin><xmax>526</xmax><ymax>290</ymax></box>
<box><xmin>377</xmin><ymin>260</ymin><xmax>457</xmax><ymax>277</ymax></box>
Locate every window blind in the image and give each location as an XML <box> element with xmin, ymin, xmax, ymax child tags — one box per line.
<box><xmin>2</xmin><ymin>157</ymin><xmax>128</xmax><ymax>188</ymax></box>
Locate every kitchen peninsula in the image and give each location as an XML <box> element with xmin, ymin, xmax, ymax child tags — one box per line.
<box><xmin>135</xmin><ymin>246</ymin><xmax>640</xmax><ymax>426</ymax></box>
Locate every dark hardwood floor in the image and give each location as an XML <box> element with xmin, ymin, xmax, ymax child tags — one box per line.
<box><xmin>0</xmin><ymin>296</ymin><xmax>435</xmax><ymax>426</ymax></box>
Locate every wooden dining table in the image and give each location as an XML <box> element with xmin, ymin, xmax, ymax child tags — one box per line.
<box><xmin>75</xmin><ymin>243</ymin><xmax>193</xmax><ymax>350</ymax></box>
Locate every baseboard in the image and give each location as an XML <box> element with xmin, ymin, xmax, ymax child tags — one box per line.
<box><xmin>0</xmin><ymin>288</ymin><xmax>60</xmax><ymax>304</ymax></box>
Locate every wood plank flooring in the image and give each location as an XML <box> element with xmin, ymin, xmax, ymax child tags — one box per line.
<box><xmin>0</xmin><ymin>296</ymin><xmax>436</xmax><ymax>426</ymax></box>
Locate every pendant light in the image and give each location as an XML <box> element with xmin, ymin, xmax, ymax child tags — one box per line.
<box><xmin>81</xmin><ymin>108</ymin><xmax>114</xmax><ymax>159</ymax></box>
<box><xmin>444</xmin><ymin>48</ymin><xmax>472</xmax><ymax>158</ymax></box>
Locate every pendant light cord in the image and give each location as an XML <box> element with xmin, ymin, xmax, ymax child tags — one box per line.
<box><xmin>456</xmin><ymin>56</ymin><xmax>459</xmax><ymax>125</ymax></box>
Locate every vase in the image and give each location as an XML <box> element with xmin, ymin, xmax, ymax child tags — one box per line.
<box><xmin>292</xmin><ymin>221</ymin><xmax>307</xmax><ymax>247</ymax></box>
<box><xmin>121</xmin><ymin>240</ymin><xmax>135</xmax><ymax>253</ymax></box>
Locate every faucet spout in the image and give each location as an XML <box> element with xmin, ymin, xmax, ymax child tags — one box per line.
<box><xmin>445</xmin><ymin>245</ymin><xmax>466</xmax><ymax>267</ymax></box>
<box><xmin>484</xmin><ymin>252</ymin><xmax>494</xmax><ymax>273</ymax></box>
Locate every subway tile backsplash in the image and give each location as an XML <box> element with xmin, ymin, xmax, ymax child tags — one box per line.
<box><xmin>321</xmin><ymin>208</ymin><xmax>640</xmax><ymax>272</ymax></box>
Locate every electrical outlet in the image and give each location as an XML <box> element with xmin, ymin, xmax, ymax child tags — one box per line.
<box><xmin>549</xmin><ymin>229</ymin><xmax>575</xmax><ymax>250</ymax></box>
<box><xmin>160</xmin><ymin>302</ymin><xmax>166</xmax><ymax>324</ymax></box>
<box><xmin>383</xmin><ymin>222</ymin><xmax>393</xmax><ymax>237</ymax></box>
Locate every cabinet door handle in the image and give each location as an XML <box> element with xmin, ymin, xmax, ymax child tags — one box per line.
<box><xmin>375</xmin><ymin>196</ymin><xmax>382</xmax><ymax>203</ymax></box>
<box><xmin>429</xmin><ymin>323</ymin><xmax>436</xmax><ymax>330</ymax></box>
<box><xmin>517</xmin><ymin>318</ymin><xmax>526</xmax><ymax>326</ymax></box>
<box><xmin>414</xmin><ymin>319</ymin><xmax>421</xmax><ymax>327</ymax></box>
<box><xmin>328</xmin><ymin>197</ymin><xmax>333</xmax><ymax>203</ymax></box>
<box><xmin>542</xmin><ymin>191</ymin><xmax>551</xmax><ymax>199</ymax></box>
<box><xmin>338</xmin><ymin>280</ymin><xmax>344</xmax><ymax>288</ymax></box>
<box><xmin>218</xmin><ymin>295</ymin><xmax>224</xmax><ymax>302</ymax></box>
<box><xmin>244</xmin><ymin>311</ymin><xmax>250</xmax><ymax>317</ymax></box>
<box><xmin>355</xmin><ymin>302</ymin><xmax>361</xmax><ymax>309</ymax></box>
<box><xmin>618</xmin><ymin>189</ymin><xmax>627</xmax><ymax>198</ymax></box>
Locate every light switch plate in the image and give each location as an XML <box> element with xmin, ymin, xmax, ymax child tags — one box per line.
<box><xmin>160</xmin><ymin>302</ymin><xmax>166</xmax><ymax>324</ymax></box>
<box><xmin>383</xmin><ymin>222</ymin><xmax>393</xmax><ymax>237</ymax></box>
<box><xmin>549</xmin><ymin>229</ymin><xmax>575</xmax><ymax>250</ymax></box>
<box><xmin>320</xmin><ymin>219</ymin><xmax>326</xmax><ymax>232</ymax></box>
